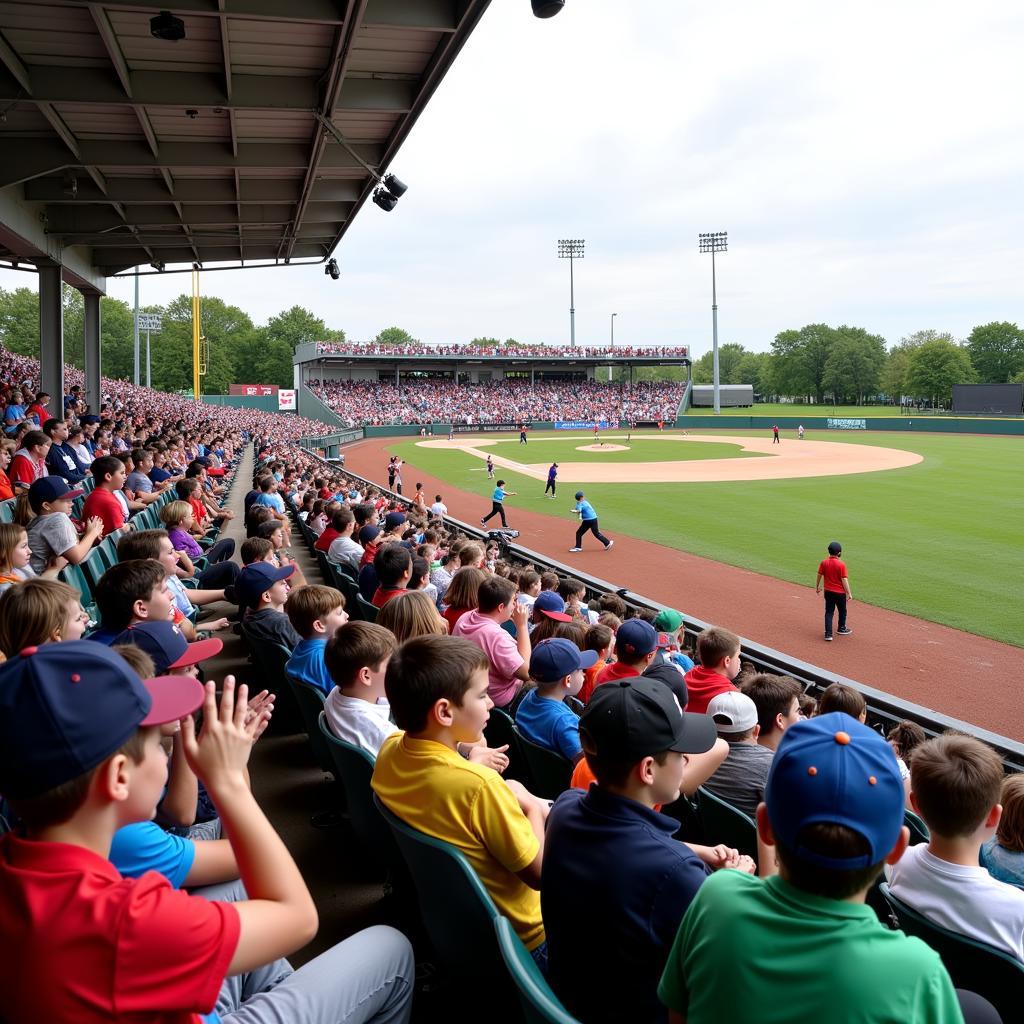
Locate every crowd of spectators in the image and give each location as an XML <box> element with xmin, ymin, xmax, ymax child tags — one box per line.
<box><xmin>315</xmin><ymin>341</ymin><xmax>690</xmax><ymax>359</ymax></box>
<box><xmin>0</xmin><ymin>342</ymin><xmax>1018</xmax><ymax>1024</ymax></box>
<box><xmin>309</xmin><ymin>376</ymin><xmax>684</xmax><ymax>426</ymax></box>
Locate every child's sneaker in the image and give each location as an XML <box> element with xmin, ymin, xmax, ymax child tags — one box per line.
<box><xmin>605</xmin><ymin>540</ymin><xmax>614</xmax><ymax>550</ymax></box>
<box><xmin>824</xmin><ymin>634</ymin><xmax>833</xmax><ymax>641</ymax></box>
<box><xmin>838</xmin><ymin>627</ymin><xmax>853</xmax><ymax>636</ymax></box>
<box><xmin>569</xmin><ymin>547</ymin><xmax>583</xmax><ymax>553</ymax></box>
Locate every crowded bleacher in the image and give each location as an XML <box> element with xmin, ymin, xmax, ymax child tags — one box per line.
<box><xmin>0</xmin><ymin>344</ymin><xmax>1019</xmax><ymax>1024</ymax></box>
<box><xmin>314</xmin><ymin>341</ymin><xmax>691</xmax><ymax>358</ymax></box>
<box><xmin>309</xmin><ymin>376</ymin><xmax>684</xmax><ymax>426</ymax></box>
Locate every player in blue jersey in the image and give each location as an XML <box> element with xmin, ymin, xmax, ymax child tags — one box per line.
<box><xmin>569</xmin><ymin>490</ymin><xmax>613</xmax><ymax>552</ymax></box>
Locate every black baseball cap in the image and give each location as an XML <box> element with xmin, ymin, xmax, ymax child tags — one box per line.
<box><xmin>828</xmin><ymin>541</ymin><xmax>842</xmax><ymax>555</ymax></box>
<box><xmin>580</xmin><ymin>677</ymin><xmax>716</xmax><ymax>761</ymax></box>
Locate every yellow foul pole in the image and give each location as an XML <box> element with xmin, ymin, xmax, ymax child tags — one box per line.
<box><xmin>192</xmin><ymin>267</ymin><xmax>201</xmax><ymax>400</ymax></box>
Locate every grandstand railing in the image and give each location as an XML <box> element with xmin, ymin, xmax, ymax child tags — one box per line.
<box><xmin>296</xmin><ymin>427</ymin><xmax>364</xmax><ymax>458</ymax></box>
<box><xmin>297</xmin><ymin>383</ymin><xmax>346</xmax><ymax>427</ymax></box>
<box><xmin>295</xmin><ymin>442</ymin><xmax>1024</xmax><ymax>774</ymax></box>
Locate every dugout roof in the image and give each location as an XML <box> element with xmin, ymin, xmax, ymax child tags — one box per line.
<box><xmin>0</xmin><ymin>0</ymin><xmax>491</xmax><ymax>288</ymax></box>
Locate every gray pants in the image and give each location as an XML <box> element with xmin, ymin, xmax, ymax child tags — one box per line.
<box><xmin>191</xmin><ymin>879</ymin><xmax>415</xmax><ymax>1024</ymax></box>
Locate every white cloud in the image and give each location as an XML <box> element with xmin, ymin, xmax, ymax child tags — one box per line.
<box><xmin>2</xmin><ymin>0</ymin><xmax>1023</xmax><ymax>359</ymax></box>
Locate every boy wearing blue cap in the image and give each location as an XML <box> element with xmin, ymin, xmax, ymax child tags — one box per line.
<box><xmin>236</xmin><ymin>561</ymin><xmax>300</xmax><ymax>649</ymax></box>
<box><xmin>515</xmin><ymin>638</ymin><xmax>599</xmax><ymax>762</ymax></box>
<box><xmin>658</xmin><ymin>712</ymin><xmax>962</xmax><ymax>1024</ymax></box>
<box><xmin>0</xmin><ymin>642</ymin><xmax>415</xmax><ymax>1024</ymax></box>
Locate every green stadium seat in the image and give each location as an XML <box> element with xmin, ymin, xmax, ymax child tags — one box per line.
<box><xmin>697</xmin><ymin>787</ymin><xmax>759</xmax><ymax>863</ymax></box>
<box><xmin>237</xmin><ymin>628</ymin><xmax>302</xmax><ymax>734</ymax></box>
<box><xmin>483</xmin><ymin>707</ymin><xmax>531</xmax><ymax>786</ymax></box>
<box><xmin>880</xmin><ymin>882</ymin><xmax>1023</xmax><ymax>1021</ymax></box>
<box><xmin>904</xmin><ymin>808</ymin><xmax>930</xmax><ymax>845</ymax></box>
<box><xmin>285</xmin><ymin>673</ymin><xmax>335</xmax><ymax>776</ymax></box>
<box><xmin>494</xmin><ymin>916</ymin><xmax>579</xmax><ymax>1024</ymax></box>
<box><xmin>355</xmin><ymin>593</ymin><xmax>378</xmax><ymax>623</ymax></box>
<box><xmin>373</xmin><ymin>794</ymin><xmax>518</xmax><ymax>1012</ymax></box>
<box><xmin>513</xmin><ymin>726</ymin><xmax>573</xmax><ymax>800</ymax></box>
<box><xmin>0</xmin><ymin>499</ymin><xmax>14</xmax><ymax>523</ymax></box>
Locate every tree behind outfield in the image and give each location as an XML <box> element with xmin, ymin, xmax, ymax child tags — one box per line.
<box><xmin>966</xmin><ymin>322</ymin><xmax>1024</xmax><ymax>383</ymax></box>
<box><xmin>768</xmin><ymin>324</ymin><xmax>835</xmax><ymax>402</ymax></box>
<box><xmin>904</xmin><ymin>337</ymin><xmax>977</xmax><ymax>406</ymax></box>
<box><xmin>822</xmin><ymin>326</ymin><xmax>887</xmax><ymax>404</ymax></box>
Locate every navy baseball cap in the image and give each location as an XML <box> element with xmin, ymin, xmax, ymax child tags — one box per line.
<box><xmin>615</xmin><ymin>618</ymin><xmax>658</xmax><ymax>658</ymax></box>
<box><xmin>0</xmin><ymin>641</ymin><xmax>204</xmax><ymax>800</ymax></box>
<box><xmin>530</xmin><ymin>638</ymin><xmax>599</xmax><ymax>683</ymax></box>
<box><xmin>574</xmin><ymin>491</ymin><xmax>585</xmax><ymax>499</ymax></box>
<box><xmin>114</xmin><ymin>620</ymin><xmax>223</xmax><ymax>675</ymax></box>
<box><xmin>29</xmin><ymin>475</ymin><xmax>84</xmax><ymax>512</ymax></box>
<box><xmin>384</xmin><ymin>511</ymin><xmax>407</xmax><ymax>531</ymax></box>
<box><xmin>828</xmin><ymin>541</ymin><xmax>842</xmax><ymax>555</ymax></box>
<box><xmin>234</xmin><ymin>562</ymin><xmax>294</xmax><ymax>607</ymax></box>
<box><xmin>765</xmin><ymin>712</ymin><xmax>904</xmax><ymax>869</ymax></box>
<box><xmin>359</xmin><ymin>524</ymin><xmax>381</xmax><ymax>545</ymax></box>
<box><xmin>580</xmin><ymin>676</ymin><xmax>716</xmax><ymax>761</ymax></box>
<box><xmin>534</xmin><ymin>590</ymin><xmax>572</xmax><ymax>622</ymax></box>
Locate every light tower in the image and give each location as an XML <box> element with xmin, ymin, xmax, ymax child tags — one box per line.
<box><xmin>557</xmin><ymin>238</ymin><xmax>585</xmax><ymax>347</ymax></box>
<box><xmin>698</xmin><ymin>231</ymin><xmax>728</xmax><ymax>414</ymax></box>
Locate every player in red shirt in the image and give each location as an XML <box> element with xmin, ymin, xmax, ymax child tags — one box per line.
<box><xmin>816</xmin><ymin>540</ymin><xmax>853</xmax><ymax>641</ymax></box>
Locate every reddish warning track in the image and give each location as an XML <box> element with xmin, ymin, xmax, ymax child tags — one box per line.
<box><xmin>343</xmin><ymin>438</ymin><xmax>1024</xmax><ymax>742</ymax></box>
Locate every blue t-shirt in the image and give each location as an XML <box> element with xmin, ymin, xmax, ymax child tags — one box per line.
<box><xmin>108</xmin><ymin>821</ymin><xmax>196</xmax><ymax>888</ymax></box>
<box><xmin>575</xmin><ymin>499</ymin><xmax>597</xmax><ymax>520</ymax></box>
<box><xmin>492</xmin><ymin>487</ymin><xmax>506</xmax><ymax>503</ymax></box>
<box><xmin>286</xmin><ymin>637</ymin><xmax>333</xmax><ymax>697</ymax></box>
<box><xmin>3</xmin><ymin>404</ymin><xmax>25</xmax><ymax>432</ymax></box>
<box><xmin>254</xmin><ymin>492</ymin><xmax>285</xmax><ymax>514</ymax></box>
<box><xmin>543</xmin><ymin>786</ymin><xmax>712</xmax><ymax>1024</ymax></box>
<box><xmin>515</xmin><ymin>689</ymin><xmax>582</xmax><ymax>760</ymax></box>
<box><xmin>981</xmin><ymin>838</ymin><xmax>1024</xmax><ymax>888</ymax></box>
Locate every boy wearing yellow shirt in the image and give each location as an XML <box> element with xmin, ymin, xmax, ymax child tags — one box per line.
<box><xmin>371</xmin><ymin>634</ymin><xmax>550</xmax><ymax>966</ymax></box>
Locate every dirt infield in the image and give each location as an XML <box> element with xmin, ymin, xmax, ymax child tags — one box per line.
<box><xmin>342</xmin><ymin>437</ymin><xmax>1024</xmax><ymax>742</ymax></box>
<box><xmin>415</xmin><ymin>433</ymin><xmax>923</xmax><ymax>483</ymax></box>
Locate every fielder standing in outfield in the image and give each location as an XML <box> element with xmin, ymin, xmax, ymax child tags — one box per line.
<box><xmin>569</xmin><ymin>490</ymin><xmax>614</xmax><ymax>553</ymax></box>
<box><xmin>481</xmin><ymin>478</ymin><xmax>516</xmax><ymax>529</ymax></box>
<box><xmin>486</xmin><ymin>454</ymin><xmax>494</xmax><ymax>479</ymax></box>
<box><xmin>545</xmin><ymin>461</ymin><xmax>558</xmax><ymax>498</ymax></box>
<box><xmin>816</xmin><ymin>540</ymin><xmax>853</xmax><ymax>641</ymax></box>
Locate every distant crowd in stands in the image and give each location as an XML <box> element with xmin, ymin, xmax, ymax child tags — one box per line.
<box><xmin>0</xmin><ymin>370</ymin><xmax>1021</xmax><ymax>1023</ymax></box>
<box><xmin>315</xmin><ymin>341</ymin><xmax>690</xmax><ymax>359</ymax></box>
<box><xmin>309</xmin><ymin>376</ymin><xmax>684</xmax><ymax>426</ymax></box>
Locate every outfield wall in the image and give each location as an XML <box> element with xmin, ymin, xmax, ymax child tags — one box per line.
<box><xmin>676</xmin><ymin>415</ymin><xmax>1024</xmax><ymax>435</ymax></box>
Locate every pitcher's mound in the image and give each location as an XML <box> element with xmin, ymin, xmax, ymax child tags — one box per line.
<box><xmin>576</xmin><ymin>443</ymin><xmax>629</xmax><ymax>452</ymax></box>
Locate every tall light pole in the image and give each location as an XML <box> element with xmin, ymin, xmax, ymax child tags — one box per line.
<box><xmin>699</xmin><ymin>231</ymin><xmax>728</xmax><ymax>415</ymax></box>
<box><xmin>557</xmin><ymin>239</ymin><xmax>584</xmax><ymax>348</ymax></box>
<box><xmin>609</xmin><ymin>312</ymin><xmax>617</xmax><ymax>381</ymax></box>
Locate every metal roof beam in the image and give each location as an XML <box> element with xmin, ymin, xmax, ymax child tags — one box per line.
<box><xmin>28</xmin><ymin>176</ymin><xmax>363</xmax><ymax>204</ymax></box>
<box><xmin>46</xmin><ymin>0</ymin><xmax>352</xmax><ymax>26</ymax></box>
<box><xmin>0</xmin><ymin>67</ymin><xmax>414</xmax><ymax>113</ymax></box>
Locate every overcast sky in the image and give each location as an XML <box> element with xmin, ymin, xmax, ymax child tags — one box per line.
<box><xmin>2</xmin><ymin>0</ymin><xmax>1022</xmax><ymax>358</ymax></box>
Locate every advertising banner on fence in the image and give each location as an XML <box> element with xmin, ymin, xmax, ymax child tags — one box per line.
<box><xmin>827</xmin><ymin>418</ymin><xmax>867</xmax><ymax>429</ymax></box>
<box><xmin>277</xmin><ymin>389</ymin><xmax>297</xmax><ymax>411</ymax></box>
<box><xmin>554</xmin><ymin>420</ymin><xmax>611</xmax><ymax>430</ymax></box>
<box><xmin>452</xmin><ymin>422</ymin><xmax>531</xmax><ymax>433</ymax></box>
<box><xmin>229</xmin><ymin>383</ymin><xmax>279</xmax><ymax>396</ymax></box>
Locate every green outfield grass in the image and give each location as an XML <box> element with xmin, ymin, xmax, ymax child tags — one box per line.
<box><xmin>390</xmin><ymin>430</ymin><xmax>1024</xmax><ymax>646</ymax></box>
<box><xmin>441</xmin><ymin>437</ymin><xmax>764</xmax><ymax>464</ymax></box>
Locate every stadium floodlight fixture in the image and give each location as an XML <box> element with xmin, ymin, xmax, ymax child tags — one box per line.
<box><xmin>314</xmin><ymin>113</ymin><xmax>407</xmax><ymax>212</ymax></box>
<box><xmin>324</xmin><ymin>258</ymin><xmax>340</xmax><ymax>280</ymax></box>
<box><xmin>698</xmin><ymin>231</ymin><xmax>728</xmax><ymax>414</ymax></box>
<box><xmin>532</xmin><ymin>0</ymin><xmax>565</xmax><ymax>17</ymax></box>
<box><xmin>557</xmin><ymin>239</ymin><xmax>585</xmax><ymax>348</ymax></box>
<box><xmin>150</xmin><ymin>10</ymin><xmax>186</xmax><ymax>41</ymax></box>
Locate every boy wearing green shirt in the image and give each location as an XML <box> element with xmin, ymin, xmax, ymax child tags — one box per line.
<box><xmin>658</xmin><ymin>712</ymin><xmax>964</xmax><ymax>1024</ymax></box>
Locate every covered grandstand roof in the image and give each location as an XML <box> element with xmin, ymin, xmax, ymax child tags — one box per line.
<box><xmin>0</xmin><ymin>0</ymin><xmax>491</xmax><ymax>281</ymax></box>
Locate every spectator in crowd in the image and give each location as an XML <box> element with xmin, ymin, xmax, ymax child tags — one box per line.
<box><xmin>890</xmin><ymin>733</ymin><xmax>1024</xmax><ymax>962</ymax></box>
<box><xmin>91</xmin><ymin>559</ymin><xmax>174</xmax><ymax>646</ymax></box>
<box><xmin>740</xmin><ymin>673</ymin><xmax>804</xmax><ymax>752</ymax></box>
<box><xmin>24</xmin><ymin>477</ymin><xmax>104</xmax><ymax>576</ymax></box>
<box><xmin>544</xmin><ymin>677</ymin><xmax>753</xmax><ymax>1024</ymax></box>
<box><xmin>43</xmin><ymin>418</ymin><xmax>88</xmax><ymax>484</ymax></box>
<box><xmin>0</xmin><ymin>642</ymin><xmax>415</xmax><ymax>1023</ymax></box>
<box><xmin>327</xmin><ymin>506</ymin><xmax>362</xmax><ymax>571</ymax></box>
<box><xmin>453</xmin><ymin>575</ymin><xmax>532</xmax><ymax>711</ymax></box>
<box><xmin>596</xmin><ymin>618</ymin><xmax>659</xmax><ymax>687</ymax></box>
<box><xmin>684</xmin><ymin>627</ymin><xmax>742</xmax><ymax>714</ymax></box>
<box><xmin>236</xmin><ymin>562</ymin><xmax>300</xmax><ymax>649</ymax></box>
<box><xmin>515</xmin><ymin>638</ymin><xmax>598</xmax><ymax>763</ymax></box>
<box><xmin>0</xmin><ymin>522</ymin><xmax>33</xmax><ymax>592</ymax></box>
<box><xmin>9</xmin><ymin>429</ymin><xmax>50</xmax><ymax>491</ymax></box>
<box><xmin>82</xmin><ymin>455</ymin><xmax>129</xmax><ymax>536</ymax></box>
<box><xmin>376</xmin><ymin>590</ymin><xmax>448</xmax><ymax>645</ymax></box>
<box><xmin>887</xmin><ymin>720</ymin><xmax>928</xmax><ymax>804</ymax></box>
<box><xmin>702</xmin><ymin>691</ymin><xmax>774</xmax><ymax>819</ymax></box>
<box><xmin>817</xmin><ymin>681</ymin><xmax>867</xmax><ymax>721</ymax></box>
<box><xmin>0</xmin><ymin>577</ymin><xmax>90</xmax><ymax>655</ymax></box>
<box><xmin>579</xmin><ymin>622</ymin><xmax>614</xmax><ymax>704</ymax></box>
<box><xmin>284</xmin><ymin>585</ymin><xmax>349</xmax><ymax>697</ymax></box>
<box><xmin>372</xmin><ymin>634</ymin><xmax>550</xmax><ymax>965</ymax></box>
<box><xmin>658</xmin><ymin>712</ymin><xmax>962</xmax><ymax>1024</ymax></box>
<box><xmin>440</xmin><ymin>565</ymin><xmax>485</xmax><ymax>634</ymax></box>
<box><xmin>981</xmin><ymin>774</ymin><xmax>1024</xmax><ymax>888</ymax></box>
<box><xmin>372</xmin><ymin>545</ymin><xmax>413</xmax><ymax>609</ymax></box>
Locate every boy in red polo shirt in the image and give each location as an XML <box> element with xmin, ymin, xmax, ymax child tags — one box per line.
<box><xmin>816</xmin><ymin>540</ymin><xmax>853</xmax><ymax>641</ymax></box>
<box><xmin>595</xmin><ymin>618</ymin><xmax>659</xmax><ymax>687</ymax></box>
<box><xmin>0</xmin><ymin>642</ymin><xmax>414</xmax><ymax>1024</ymax></box>
<box><xmin>683</xmin><ymin>626</ymin><xmax>741</xmax><ymax>714</ymax></box>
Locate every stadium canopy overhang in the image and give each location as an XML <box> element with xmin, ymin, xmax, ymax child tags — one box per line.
<box><xmin>0</xmin><ymin>0</ymin><xmax>492</xmax><ymax>405</ymax></box>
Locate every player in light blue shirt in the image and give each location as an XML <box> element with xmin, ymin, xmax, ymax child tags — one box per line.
<box><xmin>569</xmin><ymin>490</ymin><xmax>614</xmax><ymax>552</ymax></box>
<box><xmin>481</xmin><ymin>478</ymin><xmax>516</xmax><ymax>529</ymax></box>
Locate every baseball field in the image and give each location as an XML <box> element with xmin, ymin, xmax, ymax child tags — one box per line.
<box><xmin>387</xmin><ymin>428</ymin><xmax>1024</xmax><ymax>647</ymax></box>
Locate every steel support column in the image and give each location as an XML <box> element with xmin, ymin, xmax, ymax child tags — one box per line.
<box><xmin>38</xmin><ymin>263</ymin><xmax>64</xmax><ymax>409</ymax></box>
<box><xmin>83</xmin><ymin>291</ymin><xmax>102</xmax><ymax>413</ymax></box>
